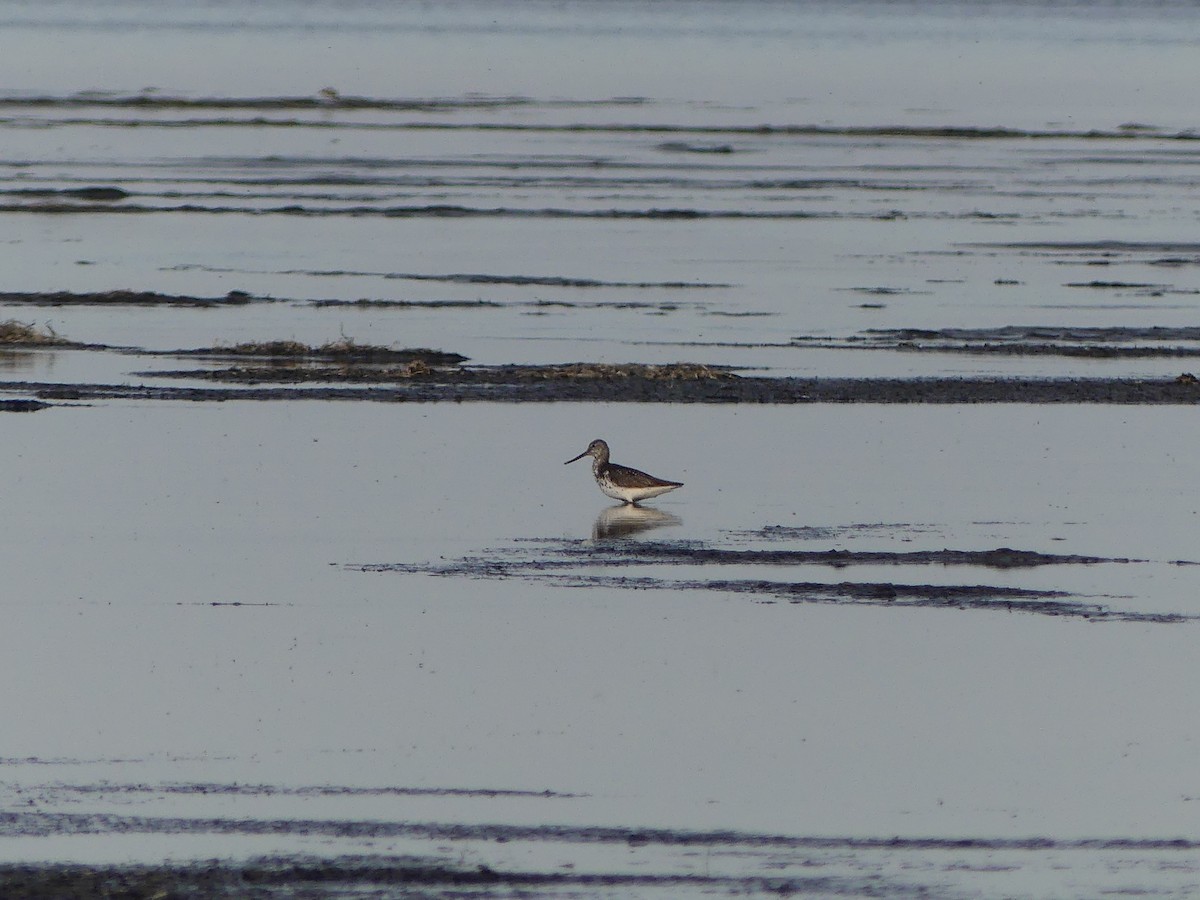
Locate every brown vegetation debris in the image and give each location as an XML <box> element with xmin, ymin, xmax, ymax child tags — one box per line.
<box><xmin>209</xmin><ymin>340</ymin><xmax>467</xmax><ymax>366</ymax></box>
<box><xmin>0</xmin><ymin>319</ymin><xmax>71</xmax><ymax>346</ymax></box>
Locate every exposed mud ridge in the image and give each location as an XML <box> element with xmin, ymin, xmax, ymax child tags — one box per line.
<box><xmin>0</xmin><ymin>855</ymin><xmax>879</xmax><ymax>900</ymax></box>
<box><xmin>797</xmin><ymin>326</ymin><xmax>1200</xmax><ymax>358</ymax></box>
<box><xmin>619</xmin><ymin>575</ymin><xmax>1180</xmax><ymax>621</ymax></box>
<box><xmin>5</xmin><ymin>186</ymin><xmax>131</xmax><ymax>202</ymax></box>
<box><xmin>108</xmin><ymin>369</ymin><xmax>1200</xmax><ymax>404</ymax></box>
<box><xmin>0</xmin><ymin>856</ymin><xmax>855</xmax><ymax>900</ymax></box>
<box><xmin>138</xmin><ymin>361</ymin><xmax>737</xmax><ymax>387</ymax></box>
<box><xmin>52</xmin><ymin>782</ymin><xmax>582</xmax><ymax>799</ymax></box>
<box><xmin>5</xmin><ymin>807</ymin><xmax>1200</xmax><ymax>849</ymax></box>
<box><xmin>172</xmin><ymin>341</ymin><xmax>468</xmax><ymax>366</ymax></box>
<box><xmin>0</xmin><ymin>852</ymin><xmax>1190</xmax><ymax>900</ymax></box>
<box><xmin>967</xmin><ymin>240</ymin><xmax>1200</xmax><ymax>268</ymax></box>
<box><xmin>496</xmin><ymin>363</ymin><xmax>736</xmax><ymax>380</ymax></box>
<box><xmin>419</xmin><ymin>567</ymin><xmax>1183</xmax><ymax>622</ymax></box>
<box><xmin>313</xmin><ymin>297</ymin><xmax>695</xmax><ymax>314</ymax></box>
<box><xmin>379</xmin><ymin>271</ymin><xmax>728</xmax><ymax>289</ymax></box>
<box><xmin>356</xmin><ymin>541</ymin><xmax>1189</xmax><ymax>623</ymax></box>
<box><xmin>0</xmin><ymin>92</ymin><xmax>650</xmax><ymax>112</ymax></box>
<box><xmin>1064</xmin><ymin>280</ymin><xmax>1190</xmax><ymax>292</ymax></box>
<box><xmin>657</xmin><ymin>140</ymin><xmax>736</xmax><ymax>154</ymax></box>
<box><xmin>0</xmin><ymin>200</ymin><xmax>942</xmax><ymax>220</ymax></box>
<box><xmin>0</xmin><ymin>289</ymin><xmax>258</xmax><ymax>307</ymax></box>
<box><xmin>4</xmin><ymin>95</ymin><xmax>1196</xmax><ymax>141</ymax></box>
<box><xmin>312</xmin><ymin>297</ymin><xmax>506</xmax><ymax>309</ymax></box>
<box><xmin>518</xmin><ymin>541</ymin><xmax>1152</xmax><ymax>569</ymax></box>
<box><xmin>0</xmin><ymin>398</ymin><xmax>48</xmax><ymax>412</ymax></box>
<box><xmin>2</xmin><ymin>809</ymin><xmax>1197</xmax><ymax>898</ymax></box>
<box><xmin>168</xmin><ymin>263</ymin><xmax>731</xmax><ymax>289</ymax></box>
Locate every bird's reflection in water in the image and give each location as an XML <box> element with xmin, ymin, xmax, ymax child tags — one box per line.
<box><xmin>592</xmin><ymin>504</ymin><xmax>682</xmax><ymax>541</ymax></box>
<box><xmin>0</xmin><ymin>349</ymin><xmax>44</xmax><ymax>373</ymax></box>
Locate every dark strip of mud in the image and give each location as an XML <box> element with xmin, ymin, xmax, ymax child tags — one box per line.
<box><xmin>383</xmin><ymin>541</ymin><xmax>1152</xmax><ymax>570</ymax></box>
<box><xmin>964</xmin><ymin>240</ymin><xmax>1200</xmax><ymax>268</ymax></box>
<box><xmin>0</xmin><ymin>289</ymin><xmax>257</xmax><ymax>307</ymax></box>
<box><xmin>0</xmin><ymin>92</ymin><xmax>649</xmax><ymax>112</ymax></box>
<box><xmin>3</xmin><ymin>839</ymin><xmax>1193</xmax><ymax>899</ymax></box>
<box><xmin>312</xmin><ymin>297</ymin><xmax>693</xmax><ymax>313</ymax></box>
<box><xmin>974</xmin><ymin>241</ymin><xmax>1200</xmax><ymax>253</ymax></box>
<box><xmin>102</xmin><ymin>371</ymin><xmax>1200</xmax><ymax>404</ymax></box>
<box><xmin>4</xmin><ymin>809</ymin><xmax>1197</xmax><ymax>851</ymax></box>
<box><xmin>0</xmin><ymin>399</ymin><xmax>47</xmax><ymax>412</ymax></box>
<box><xmin>145</xmin><ymin>361</ymin><xmax>733</xmax><ymax>385</ymax></box>
<box><xmin>1065</xmin><ymin>280</ymin><xmax>1181</xmax><ymax>290</ymax></box>
<box><xmin>528</xmin><ymin>542</ymin><xmax>1149</xmax><ymax>569</ymax></box>
<box><xmin>55</xmin><ymin>782</ymin><xmax>581</xmax><ymax>799</ymax></box>
<box><xmin>802</xmin><ymin>325</ymin><xmax>1200</xmax><ymax>358</ymax></box>
<box><xmin>657</xmin><ymin>140</ymin><xmax>736</xmax><ymax>154</ymax></box>
<box><xmin>630</xmin><ymin>575</ymin><xmax>1178</xmax><ymax>622</ymax></box>
<box><xmin>2</xmin><ymin>98</ymin><xmax>1195</xmax><ymax>140</ymax></box>
<box><xmin>5</xmin><ymin>186</ymin><xmax>131</xmax><ymax>202</ymax></box>
<box><xmin>403</xmin><ymin>564</ymin><xmax>1187</xmax><ymax>623</ymax></box>
<box><xmin>890</xmin><ymin>347</ymin><xmax>1200</xmax><ymax>360</ymax></box>
<box><xmin>169</xmin><ymin>342</ymin><xmax>468</xmax><ymax>366</ymax></box>
<box><xmin>167</xmin><ymin>263</ymin><xmax>731</xmax><ymax>289</ymax></box>
<box><xmin>0</xmin><ymin>856</ymin><xmax>854</xmax><ymax>900</ymax></box>
<box><xmin>380</xmin><ymin>271</ymin><xmax>730</xmax><ymax>289</ymax></box>
<box><xmin>313</xmin><ymin>298</ymin><xmax>505</xmax><ymax>309</ymax></box>
<box><xmin>358</xmin><ymin>564</ymin><xmax>1181</xmax><ymax>624</ymax></box>
<box><xmin>0</xmin><ymin>200</ymin><xmax>932</xmax><ymax>220</ymax></box>
<box><xmin>2</xmin><ymin>796</ymin><xmax>1196</xmax><ymax>898</ymax></box>
<box><xmin>861</xmin><ymin>325</ymin><xmax>1200</xmax><ymax>342</ymax></box>
<box><xmin>362</xmin><ymin>536</ymin><xmax>1194</xmax><ymax>622</ymax></box>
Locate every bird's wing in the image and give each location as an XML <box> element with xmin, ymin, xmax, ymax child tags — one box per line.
<box><xmin>607</xmin><ymin>463</ymin><xmax>681</xmax><ymax>488</ymax></box>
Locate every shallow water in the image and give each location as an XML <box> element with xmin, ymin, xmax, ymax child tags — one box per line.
<box><xmin>2</xmin><ymin>402</ymin><xmax>1200</xmax><ymax>896</ymax></box>
<box><xmin>0</xmin><ymin>3</ymin><xmax>1199</xmax><ymax>383</ymax></box>
<box><xmin>2</xmin><ymin>1</ymin><xmax>1200</xmax><ymax>896</ymax></box>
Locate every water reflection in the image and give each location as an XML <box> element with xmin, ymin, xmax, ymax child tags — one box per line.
<box><xmin>0</xmin><ymin>349</ymin><xmax>51</xmax><ymax>372</ymax></box>
<box><xmin>592</xmin><ymin>504</ymin><xmax>681</xmax><ymax>541</ymax></box>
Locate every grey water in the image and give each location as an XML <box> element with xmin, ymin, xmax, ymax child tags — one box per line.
<box><xmin>1</xmin><ymin>1</ymin><xmax>1200</xmax><ymax>896</ymax></box>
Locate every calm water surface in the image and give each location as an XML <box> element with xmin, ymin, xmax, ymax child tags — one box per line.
<box><xmin>1</xmin><ymin>2</ymin><xmax>1199</xmax><ymax>896</ymax></box>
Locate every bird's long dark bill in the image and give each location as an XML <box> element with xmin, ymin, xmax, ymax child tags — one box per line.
<box><xmin>564</xmin><ymin>450</ymin><xmax>589</xmax><ymax>465</ymax></box>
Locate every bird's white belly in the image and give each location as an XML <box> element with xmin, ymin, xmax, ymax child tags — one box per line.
<box><xmin>598</xmin><ymin>477</ymin><xmax>677</xmax><ymax>504</ymax></box>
